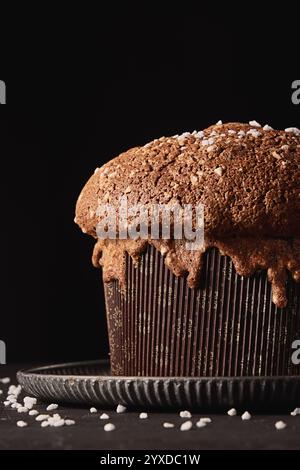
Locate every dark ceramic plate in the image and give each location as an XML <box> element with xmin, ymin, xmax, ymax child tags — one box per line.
<box><xmin>17</xmin><ymin>360</ymin><xmax>300</xmax><ymax>411</ymax></box>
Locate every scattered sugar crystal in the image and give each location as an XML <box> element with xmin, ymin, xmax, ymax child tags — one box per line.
<box><xmin>24</xmin><ymin>396</ymin><xmax>37</xmax><ymax>405</ymax></box>
<box><xmin>275</xmin><ymin>420</ymin><xmax>287</xmax><ymax>430</ymax></box>
<box><xmin>11</xmin><ymin>403</ymin><xmax>21</xmax><ymax>409</ymax></box>
<box><xmin>65</xmin><ymin>419</ymin><xmax>75</xmax><ymax>426</ymax></box>
<box><xmin>163</xmin><ymin>422</ymin><xmax>175</xmax><ymax>428</ymax></box>
<box><xmin>89</xmin><ymin>407</ymin><xmax>97</xmax><ymax>413</ymax></box>
<box><xmin>104</xmin><ymin>423</ymin><xmax>116</xmax><ymax>432</ymax></box>
<box><xmin>199</xmin><ymin>417</ymin><xmax>211</xmax><ymax>423</ymax></box>
<box><xmin>17</xmin><ymin>407</ymin><xmax>29</xmax><ymax>413</ymax></box>
<box><xmin>285</xmin><ymin>127</ymin><xmax>300</xmax><ymax>135</ymax></box>
<box><xmin>17</xmin><ymin>420</ymin><xmax>28</xmax><ymax>428</ymax></box>
<box><xmin>36</xmin><ymin>414</ymin><xmax>50</xmax><ymax>421</ymax></box>
<box><xmin>214</xmin><ymin>167</ymin><xmax>223</xmax><ymax>177</ymax></box>
<box><xmin>100</xmin><ymin>413</ymin><xmax>109</xmax><ymax>420</ymax></box>
<box><xmin>116</xmin><ymin>404</ymin><xmax>126</xmax><ymax>413</ymax></box>
<box><xmin>53</xmin><ymin>419</ymin><xmax>65</xmax><ymax>427</ymax></box>
<box><xmin>263</xmin><ymin>124</ymin><xmax>273</xmax><ymax>131</ymax></box>
<box><xmin>227</xmin><ymin>408</ymin><xmax>237</xmax><ymax>416</ymax></box>
<box><xmin>29</xmin><ymin>410</ymin><xmax>38</xmax><ymax>416</ymax></box>
<box><xmin>247</xmin><ymin>129</ymin><xmax>261</xmax><ymax>137</ymax></box>
<box><xmin>46</xmin><ymin>404</ymin><xmax>58</xmax><ymax>411</ymax></box>
<box><xmin>195</xmin><ymin>130</ymin><xmax>204</xmax><ymax>139</ymax></box>
<box><xmin>179</xmin><ymin>410</ymin><xmax>192</xmax><ymax>418</ymax></box>
<box><xmin>249</xmin><ymin>120</ymin><xmax>261</xmax><ymax>127</ymax></box>
<box><xmin>139</xmin><ymin>412</ymin><xmax>148</xmax><ymax>419</ymax></box>
<box><xmin>196</xmin><ymin>420</ymin><xmax>207</xmax><ymax>428</ymax></box>
<box><xmin>180</xmin><ymin>420</ymin><xmax>193</xmax><ymax>431</ymax></box>
<box><xmin>216</xmin><ymin>120</ymin><xmax>222</xmax><ymax>125</ymax></box>
<box><xmin>241</xmin><ymin>411</ymin><xmax>251</xmax><ymax>420</ymax></box>
<box><xmin>0</xmin><ymin>377</ymin><xmax>10</xmax><ymax>384</ymax></box>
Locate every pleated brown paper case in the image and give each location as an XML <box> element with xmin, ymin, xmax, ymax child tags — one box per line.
<box><xmin>104</xmin><ymin>245</ymin><xmax>300</xmax><ymax>377</ymax></box>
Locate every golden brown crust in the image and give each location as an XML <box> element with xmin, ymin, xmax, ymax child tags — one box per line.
<box><xmin>76</xmin><ymin>122</ymin><xmax>300</xmax><ymax>238</ymax></box>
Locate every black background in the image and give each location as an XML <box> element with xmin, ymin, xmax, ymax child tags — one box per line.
<box><xmin>0</xmin><ymin>7</ymin><xmax>299</xmax><ymax>362</ymax></box>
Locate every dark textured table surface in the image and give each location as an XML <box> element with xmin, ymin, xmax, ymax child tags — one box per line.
<box><xmin>1</xmin><ymin>363</ymin><xmax>300</xmax><ymax>451</ymax></box>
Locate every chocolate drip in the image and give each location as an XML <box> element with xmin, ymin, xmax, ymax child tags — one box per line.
<box><xmin>92</xmin><ymin>237</ymin><xmax>300</xmax><ymax>308</ymax></box>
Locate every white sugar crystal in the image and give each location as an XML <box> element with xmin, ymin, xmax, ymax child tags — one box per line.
<box><xmin>179</xmin><ymin>410</ymin><xmax>192</xmax><ymax>418</ymax></box>
<box><xmin>263</xmin><ymin>124</ymin><xmax>273</xmax><ymax>131</ymax></box>
<box><xmin>178</xmin><ymin>132</ymin><xmax>190</xmax><ymax>139</ymax></box>
<box><xmin>275</xmin><ymin>420</ymin><xmax>287</xmax><ymax>430</ymax></box>
<box><xmin>104</xmin><ymin>423</ymin><xmax>116</xmax><ymax>432</ymax></box>
<box><xmin>247</xmin><ymin>129</ymin><xmax>261</xmax><ymax>137</ymax></box>
<box><xmin>196</xmin><ymin>420</ymin><xmax>207</xmax><ymax>428</ymax></box>
<box><xmin>241</xmin><ymin>411</ymin><xmax>251</xmax><ymax>420</ymax></box>
<box><xmin>89</xmin><ymin>407</ymin><xmax>97</xmax><ymax>413</ymax></box>
<box><xmin>24</xmin><ymin>396</ymin><xmax>37</xmax><ymax>405</ymax></box>
<box><xmin>202</xmin><ymin>137</ymin><xmax>215</xmax><ymax>146</ymax></box>
<box><xmin>52</xmin><ymin>419</ymin><xmax>65</xmax><ymax>427</ymax></box>
<box><xmin>100</xmin><ymin>413</ymin><xmax>109</xmax><ymax>420</ymax></box>
<box><xmin>0</xmin><ymin>377</ymin><xmax>10</xmax><ymax>384</ymax></box>
<box><xmin>249</xmin><ymin>120</ymin><xmax>261</xmax><ymax>127</ymax></box>
<box><xmin>7</xmin><ymin>395</ymin><xmax>17</xmax><ymax>401</ymax></box>
<box><xmin>65</xmin><ymin>419</ymin><xmax>75</xmax><ymax>426</ymax></box>
<box><xmin>4</xmin><ymin>401</ymin><xmax>10</xmax><ymax>406</ymax></box>
<box><xmin>227</xmin><ymin>408</ymin><xmax>237</xmax><ymax>416</ymax></box>
<box><xmin>94</xmin><ymin>167</ymin><xmax>100</xmax><ymax>174</ymax></box>
<box><xmin>139</xmin><ymin>412</ymin><xmax>148</xmax><ymax>419</ymax></box>
<box><xmin>23</xmin><ymin>402</ymin><xmax>33</xmax><ymax>410</ymax></box>
<box><xmin>11</xmin><ymin>403</ymin><xmax>21</xmax><ymax>409</ymax></box>
<box><xmin>214</xmin><ymin>167</ymin><xmax>223</xmax><ymax>177</ymax></box>
<box><xmin>17</xmin><ymin>406</ymin><xmax>29</xmax><ymax>413</ymax></box>
<box><xmin>35</xmin><ymin>414</ymin><xmax>50</xmax><ymax>422</ymax></box>
<box><xmin>180</xmin><ymin>420</ymin><xmax>193</xmax><ymax>431</ymax></box>
<box><xmin>29</xmin><ymin>410</ymin><xmax>38</xmax><ymax>416</ymax></box>
<box><xmin>7</xmin><ymin>397</ymin><xmax>17</xmax><ymax>403</ymax></box>
<box><xmin>285</xmin><ymin>127</ymin><xmax>300</xmax><ymax>135</ymax></box>
<box><xmin>163</xmin><ymin>422</ymin><xmax>175</xmax><ymax>428</ymax></box>
<box><xmin>46</xmin><ymin>404</ymin><xmax>58</xmax><ymax>411</ymax></box>
<box><xmin>177</xmin><ymin>132</ymin><xmax>190</xmax><ymax>145</ymax></box>
<box><xmin>216</xmin><ymin>120</ymin><xmax>223</xmax><ymax>125</ymax></box>
<box><xmin>290</xmin><ymin>407</ymin><xmax>300</xmax><ymax>416</ymax></box>
<box><xmin>228</xmin><ymin>130</ymin><xmax>236</xmax><ymax>134</ymax></box>
<box><xmin>8</xmin><ymin>385</ymin><xmax>21</xmax><ymax>396</ymax></box>
<box><xmin>199</xmin><ymin>417</ymin><xmax>211</xmax><ymax>423</ymax></box>
<box><xmin>238</xmin><ymin>130</ymin><xmax>246</xmax><ymax>136</ymax></box>
<box><xmin>41</xmin><ymin>421</ymin><xmax>50</xmax><ymax>427</ymax></box>
<box><xmin>195</xmin><ymin>130</ymin><xmax>204</xmax><ymax>139</ymax></box>
<box><xmin>17</xmin><ymin>420</ymin><xmax>28</xmax><ymax>428</ymax></box>
<box><xmin>116</xmin><ymin>404</ymin><xmax>126</xmax><ymax>414</ymax></box>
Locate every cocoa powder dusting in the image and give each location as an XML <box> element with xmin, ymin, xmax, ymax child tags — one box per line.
<box><xmin>92</xmin><ymin>237</ymin><xmax>300</xmax><ymax>308</ymax></box>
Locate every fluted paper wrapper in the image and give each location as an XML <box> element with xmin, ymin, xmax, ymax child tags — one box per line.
<box><xmin>104</xmin><ymin>245</ymin><xmax>300</xmax><ymax>377</ymax></box>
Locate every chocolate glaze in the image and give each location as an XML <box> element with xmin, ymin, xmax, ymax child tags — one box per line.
<box><xmin>92</xmin><ymin>237</ymin><xmax>300</xmax><ymax>308</ymax></box>
<box><xmin>76</xmin><ymin>122</ymin><xmax>300</xmax><ymax>309</ymax></box>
